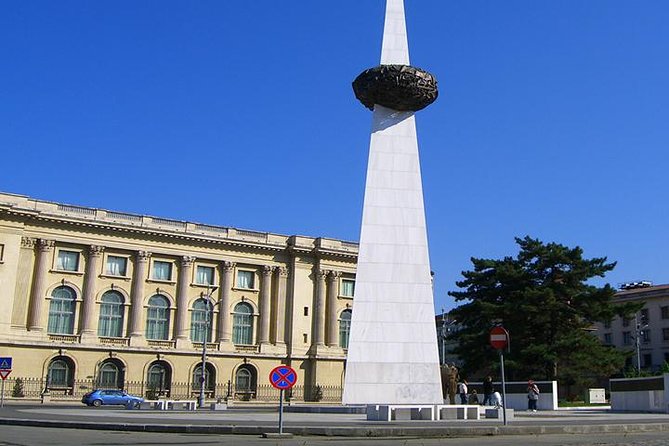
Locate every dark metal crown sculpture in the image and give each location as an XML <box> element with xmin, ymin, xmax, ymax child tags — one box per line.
<box><xmin>352</xmin><ymin>64</ymin><xmax>438</xmax><ymax>112</ymax></box>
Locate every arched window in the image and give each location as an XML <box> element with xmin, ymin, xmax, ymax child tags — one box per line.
<box><xmin>147</xmin><ymin>361</ymin><xmax>171</xmax><ymax>396</ymax></box>
<box><xmin>191</xmin><ymin>363</ymin><xmax>215</xmax><ymax>395</ymax></box>
<box><xmin>146</xmin><ymin>295</ymin><xmax>170</xmax><ymax>340</ymax></box>
<box><xmin>190</xmin><ymin>298</ymin><xmax>213</xmax><ymax>343</ymax></box>
<box><xmin>97</xmin><ymin>359</ymin><xmax>124</xmax><ymax>389</ymax></box>
<box><xmin>339</xmin><ymin>309</ymin><xmax>352</xmax><ymax>348</ymax></box>
<box><xmin>235</xmin><ymin>364</ymin><xmax>257</xmax><ymax>399</ymax></box>
<box><xmin>98</xmin><ymin>291</ymin><xmax>124</xmax><ymax>338</ymax></box>
<box><xmin>232</xmin><ymin>302</ymin><xmax>253</xmax><ymax>345</ymax></box>
<box><xmin>47</xmin><ymin>357</ymin><xmax>74</xmax><ymax>390</ymax></box>
<box><xmin>47</xmin><ymin>286</ymin><xmax>76</xmax><ymax>334</ymax></box>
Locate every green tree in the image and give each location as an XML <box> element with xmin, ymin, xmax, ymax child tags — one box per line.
<box><xmin>12</xmin><ymin>378</ymin><xmax>25</xmax><ymax>398</ymax></box>
<box><xmin>449</xmin><ymin>236</ymin><xmax>640</xmax><ymax>382</ymax></box>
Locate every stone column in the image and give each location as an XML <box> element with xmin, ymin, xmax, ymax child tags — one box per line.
<box><xmin>312</xmin><ymin>269</ymin><xmax>327</xmax><ymax>347</ymax></box>
<box><xmin>28</xmin><ymin>238</ymin><xmax>54</xmax><ymax>331</ymax></box>
<box><xmin>129</xmin><ymin>251</ymin><xmax>151</xmax><ymax>343</ymax></box>
<box><xmin>326</xmin><ymin>271</ymin><xmax>341</xmax><ymax>347</ymax></box>
<box><xmin>258</xmin><ymin>265</ymin><xmax>274</xmax><ymax>344</ymax></box>
<box><xmin>80</xmin><ymin>245</ymin><xmax>104</xmax><ymax>339</ymax></box>
<box><xmin>273</xmin><ymin>267</ymin><xmax>288</xmax><ymax>345</ymax></box>
<box><xmin>217</xmin><ymin>261</ymin><xmax>235</xmax><ymax>345</ymax></box>
<box><xmin>175</xmin><ymin>256</ymin><xmax>195</xmax><ymax>346</ymax></box>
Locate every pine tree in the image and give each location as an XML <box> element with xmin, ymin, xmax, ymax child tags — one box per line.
<box><xmin>449</xmin><ymin>236</ymin><xmax>641</xmax><ymax>383</ymax></box>
<box><xmin>12</xmin><ymin>378</ymin><xmax>25</xmax><ymax>398</ymax></box>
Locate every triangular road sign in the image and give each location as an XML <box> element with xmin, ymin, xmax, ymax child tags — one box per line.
<box><xmin>0</xmin><ymin>370</ymin><xmax>11</xmax><ymax>380</ymax></box>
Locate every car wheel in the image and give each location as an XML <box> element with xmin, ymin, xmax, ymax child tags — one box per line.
<box><xmin>92</xmin><ymin>399</ymin><xmax>102</xmax><ymax>407</ymax></box>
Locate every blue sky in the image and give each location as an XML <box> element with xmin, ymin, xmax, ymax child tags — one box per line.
<box><xmin>2</xmin><ymin>1</ymin><xmax>668</xmax><ymax>311</ymax></box>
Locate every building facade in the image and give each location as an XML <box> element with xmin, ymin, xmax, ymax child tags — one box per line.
<box><xmin>0</xmin><ymin>192</ymin><xmax>356</xmax><ymax>401</ymax></box>
<box><xmin>595</xmin><ymin>283</ymin><xmax>669</xmax><ymax>372</ymax></box>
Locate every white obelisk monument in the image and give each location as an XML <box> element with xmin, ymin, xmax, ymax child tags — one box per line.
<box><xmin>343</xmin><ymin>0</ymin><xmax>442</xmax><ymax>405</ymax></box>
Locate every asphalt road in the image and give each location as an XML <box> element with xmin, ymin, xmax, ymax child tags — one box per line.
<box><xmin>1</xmin><ymin>425</ymin><xmax>669</xmax><ymax>446</ymax></box>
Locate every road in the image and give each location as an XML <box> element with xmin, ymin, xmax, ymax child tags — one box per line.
<box><xmin>1</xmin><ymin>426</ymin><xmax>669</xmax><ymax>446</ymax></box>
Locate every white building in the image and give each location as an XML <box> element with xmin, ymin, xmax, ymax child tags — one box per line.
<box><xmin>596</xmin><ymin>283</ymin><xmax>669</xmax><ymax>371</ymax></box>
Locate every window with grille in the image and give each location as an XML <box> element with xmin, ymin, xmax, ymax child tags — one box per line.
<box><xmin>190</xmin><ymin>298</ymin><xmax>213</xmax><ymax>342</ymax></box>
<box><xmin>339</xmin><ymin>309</ymin><xmax>352</xmax><ymax>348</ymax></box>
<box><xmin>232</xmin><ymin>302</ymin><xmax>253</xmax><ymax>344</ymax></box>
<box><xmin>98</xmin><ymin>291</ymin><xmax>124</xmax><ymax>337</ymax></box>
<box><xmin>48</xmin><ymin>286</ymin><xmax>76</xmax><ymax>334</ymax></box>
<box><xmin>146</xmin><ymin>295</ymin><xmax>170</xmax><ymax>340</ymax></box>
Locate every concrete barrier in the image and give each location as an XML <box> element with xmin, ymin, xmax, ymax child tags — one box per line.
<box><xmin>610</xmin><ymin>374</ymin><xmax>669</xmax><ymax>413</ymax></box>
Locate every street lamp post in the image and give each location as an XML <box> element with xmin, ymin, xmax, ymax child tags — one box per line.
<box><xmin>634</xmin><ymin>313</ymin><xmax>649</xmax><ymax>375</ymax></box>
<box><xmin>440</xmin><ymin>315</ymin><xmax>448</xmax><ymax>366</ymax></box>
<box><xmin>199</xmin><ymin>285</ymin><xmax>218</xmax><ymax>409</ymax></box>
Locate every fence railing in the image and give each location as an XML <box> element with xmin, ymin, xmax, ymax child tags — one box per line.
<box><xmin>1</xmin><ymin>377</ymin><xmax>343</xmax><ymax>403</ymax></box>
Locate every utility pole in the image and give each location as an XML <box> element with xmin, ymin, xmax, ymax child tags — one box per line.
<box><xmin>198</xmin><ymin>285</ymin><xmax>218</xmax><ymax>409</ymax></box>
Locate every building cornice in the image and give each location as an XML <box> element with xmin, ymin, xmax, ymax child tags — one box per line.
<box><xmin>0</xmin><ymin>192</ymin><xmax>359</xmax><ymax>260</ymax></box>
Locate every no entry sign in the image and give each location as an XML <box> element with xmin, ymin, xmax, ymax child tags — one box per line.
<box><xmin>269</xmin><ymin>366</ymin><xmax>297</xmax><ymax>390</ymax></box>
<box><xmin>490</xmin><ymin>326</ymin><xmax>509</xmax><ymax>350</ymax></box>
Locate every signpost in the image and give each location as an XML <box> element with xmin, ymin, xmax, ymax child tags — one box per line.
<box><xmin>269</xmin><ymin>365</ymin><xmax>297</xmax><ymax>435</ymax></box>
<box><xmin>489</xmin><ymin>327</ymin><xmax>509</xmax><ymax>425</ymax></box>
<box><xmin>0</xmin><ymin>357</ymin><xmax>12</xmax><ymax>408</ymax></box>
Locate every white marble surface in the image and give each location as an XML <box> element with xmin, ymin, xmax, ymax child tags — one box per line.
<box><xmin>342</xmin><ymin>99</ymin><xmax>442</xmax><ymax>405</ymax></box>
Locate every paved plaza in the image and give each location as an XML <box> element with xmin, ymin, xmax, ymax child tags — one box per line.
<box><xmin>1</xmin><ymin>403</ymin><xmax>669</xmax><ymax>440</ymax></box>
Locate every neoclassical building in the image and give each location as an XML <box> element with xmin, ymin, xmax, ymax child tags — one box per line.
<box><xmin>0</xmin><ymin>192</ymin><xmax>356</xmax><ymax>401</ymax></box>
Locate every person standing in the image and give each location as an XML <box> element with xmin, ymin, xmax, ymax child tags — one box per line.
<box><xmin>457</xmin><ymin>379</ymin><xmax>468</xmax><ymax>405</ymax></box>
<box><xmin>527</xmin><ymin>380</ymin><xmax>540</xmax><ymax>411</ymax></box>
<box><xmin>482</xmin><ymin>375</ymin><xmax>494</xmax><ymax>406</ymax></box>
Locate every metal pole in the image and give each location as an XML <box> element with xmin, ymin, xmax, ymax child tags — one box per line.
<box><xmin>500</xmin><ymin>350</ymin><xmax>507</xmax><ymax>426</ymax></box>
<box><xmin>635</xmin><ymin>314</ymin><xmax>641</xmax><ymax>375</ymax></box>
<box><xmin>1</xmin><ymin>379</ymin><xmax>5</xmax><ymax>408</ymax></box>
<box><xmin>441</xmin><ymin>320</ymin><xmax>447</xmax><ymax>365</ymax></box>
<box><xmin>199</xmin><ymin>291</ymin><xmax>209</xmax><ymax>409</ymax></box>
<box><xmin>278</xmin><ymin>388</ymin><xmax>284</xmax><ymax>434</ymax></box>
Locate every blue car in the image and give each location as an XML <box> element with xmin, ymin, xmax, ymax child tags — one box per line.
<box><xmin>82</xmin><ymin>389</ymin><xmax>144</xmax><ymax>407</ymax></box>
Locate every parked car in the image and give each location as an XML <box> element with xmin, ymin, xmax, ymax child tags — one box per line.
<box><xmin>82</xmin><ymin>389</ymin><xmax>144</xmax><ymax>408</ymax></box>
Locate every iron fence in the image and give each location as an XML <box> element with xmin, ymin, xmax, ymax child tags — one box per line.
<box><xmin>1</xmin><ymin>377</ymin><xmax>343</xmax><ymax>403</ymax></box>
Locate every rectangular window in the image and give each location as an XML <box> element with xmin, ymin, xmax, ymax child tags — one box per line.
<box><xmin>663</xmin><ymin>328</ymin><xmax>669</xmax><ymax>341</ymax></box>
<box><xmin>665</xmin><ymin>352</ymin><xmax>669</xmax><ymax>363</ymax></box>
<box><xmin>661</xmin><ymin>306</ymin><xmax>669</xmax><ymax>320</ymax></box>
<box><xmin>642</xmin><ymin>353</ymin><xmax>652</xmax><ymax>368</ymax></box>
<box><xmin>106</xmin><ymin>256</ymin><xmax>127</xmax><ymax>276</ymax></box>
<box><xmin>56</xmin><ymin>250</ymin><xmax>79</xmax><ymax>271</ymax></box>
<box><xmin>622</xmin><ymin>331</ymin><xmax>632</xmax><ymax>345</ymax></box>
<box><xmin>622</xmin><ymin>317</ymin><xmax>631</xmax><ymax>327</ymax></box>
<box><xmin>340</xmin><ymin>279</ymin><xmax>355</xmax><ymax>297</ymax></box>
<box><xmin>236</xmin><ymin>270</ymin><xmax>255</xmax><ymax>289</ymax></box>
<box><xmin>604</xmin><ymin>320</ymin><xmax>611</xmax><ymax>329</ymax></box>
<box><xmin>152</xmin><ymin>261</ymin><xmax>172</xmax><ymax>281</ymax></box>
<box><xmin>196</xmin><ymin>266</ymin><xmax>215</xmax><ymax>285</ymax></box>
<box><xmin>0</xmin><ymin>243</ymin><xmax>4</xmax><ymax>262</ymax></box>
<box><xmin>641</xmin><ymin>329</ymin><xmax>651</xmax><ymax>344</ymax></box>
<box><xmin>304</xmin><ymin>307</ymin><xmax>309</xmax><ymax>316</ymax></box>
<box><xmin>603</xmin><ymin>333</ymin><xmax>612</xmax><ymax>344</ymax></box>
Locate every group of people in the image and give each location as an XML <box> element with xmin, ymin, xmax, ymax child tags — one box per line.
<box><xmin>444</xmin><ymin>365</ymin><xmax>541</xmax><ymax>411</ymax></box>
<box><xmin>456</xmin><ymin>376</ymin><xmax>503</xmax><ymax>407</ymax></box>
